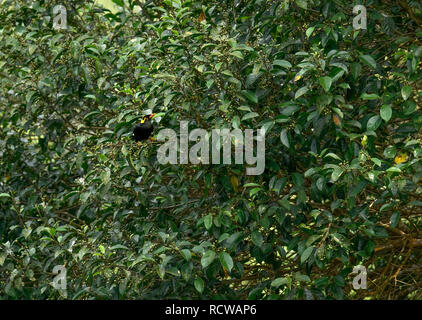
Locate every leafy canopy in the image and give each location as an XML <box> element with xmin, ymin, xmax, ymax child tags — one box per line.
<box><xmin>1</xmin><ymin>0</ymin><xmax>422</xmax><ymax>299</ymax></box>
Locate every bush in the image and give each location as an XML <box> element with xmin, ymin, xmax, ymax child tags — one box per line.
<box><xmin>1</xmin><ymin>0</ymin><xmax>422</xmax><ymax>299</ymax></box>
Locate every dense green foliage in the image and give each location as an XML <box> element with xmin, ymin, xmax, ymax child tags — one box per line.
<box><xmin>1</xmin><ymin>0</ymin><xmax>422</xmax><ymax>299</ymax></box>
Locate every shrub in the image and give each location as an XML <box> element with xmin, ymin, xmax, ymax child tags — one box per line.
<box><xmin>1</xmin><ymin>0</ymin><xmax>422</xmax><ymax>299</ymax></box>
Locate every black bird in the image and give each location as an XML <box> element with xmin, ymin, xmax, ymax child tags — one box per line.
<box><xmin>133</xmin><ymin>113</ymin><xmax>156</xmax><ymax>141</ymax></box>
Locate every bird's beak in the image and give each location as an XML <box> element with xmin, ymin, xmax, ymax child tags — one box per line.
<box><xmin>149</xmin><ymin>113</ymin><xmax>157</xmax><ymax>119</ymax></box>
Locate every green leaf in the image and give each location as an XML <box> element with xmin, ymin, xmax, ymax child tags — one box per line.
<box><xmin>243</xmin><ymin>91</ymin><xmax>258</xmax><ymax>104</ymax></box>
<box><xmin>339</xmin><ymin>83</ymin><xmax>351</xmax><ymax>89</ymax></box>
<box><xmin>295</xmin><ymin>0</ymin><xmax>307</xmax><ymax>9</ymax></box>
<box><xmin>306</xmin><ymin>27</ymin><xmax>315</xmax><ymax>38</ymax></box>
<box><xmin>273</xmin><ymin>60</ymin><xmax>292</xmax><ymax>69</ymax></box>
<box><xmin>280</xmin><ymin>129</ymin><xmax>290</xmax><ymax>148</ymax></box>
<box><xmin>0</xmin><ymin>252</ymin><xmax>6</xmax><ymax>266</ymax></box>
<box><xmin>194</xmin><ymin>277</ymin><xmax>205</xmax><ymax>293</ymax></box>
<box><xmin>371</xmin><ymin>158</ymin><xmax>382</xmax><ymax>167</ymax></box>
<box><xmin>241</xmin><ymin>112</ymin><xmax>259</xmax><ymax>121</ymax></box>
<box><xmin>164</xmin><ymin>94</ymin><xmax>175</xmax><ymax>107</ymax></box>
<box><xmin>360</xmin><ymin>93</ymin><xmax>380</xmax><ymax>100</ymax></box>
<box><xmin>390</xmin><ymin>211</ymin><xmax>400</xmax><ymax>228</ymax></box>
<box><xmin>251</xmin><ymin>230</ymin><xmax>263</xmax><ymax>247</ymax></box>
<box><xmin>0</xmin><ymin>193</ymin><xmax>11</xmax><ymax>200</ymax></box>
<box><xmin>380</xmin><ymin>105</ymin><xmax>392</xmax><ymax>122</ymax></box>
<box><xmin>219</xmin><ymin>252</ymin><xmax>234</xmax><ymax>272</ymax></box>
<box><xmin>243</xmin><ymin>183</ymin><xmax>261</xmax><ymax>188</ymax></box>
<box><xmin>295</xmin><ymin>86</ymin><xmax>309</xmax><ymax>99</ymax></box>
<box><xmin>110</xmin><ymin>244</ymin><xmax>128</xmax><ymax>250</ymax></box>
<box><xmin>222</xmin><ymin>70</ymin><xmax>234</xmax><ymax>77</ymax></box>
<box><xmin>271</xmin><ymin>277</ymin><xmax>289</xmax><ymax>287</ymax></box>
<box><xmin>386</xmin><ymin>167</ymin><xmax>401</xmax><ymax>173</ymax></box>
<box><xmin>201</xmin><ymin>250</ymin><xmax>216</xmax><ymax>268</ymax></box>
<box><xmin>359</xmin><ymin>55</ymin><xmax>377</xmax><ymax>69</ymax></box>
<box><xmin>331</xmin><ymin>166</ymin><xmax>344</xmax><ymax>182</ymax></box>
<box><xmin>351</xmin><ymin>63</ymin><xmax>361</xmax><ymax>80</ymax></box>
<box><xmin>401</xmin><ymin>86</ymin><xmax>412</xmax><ymax>100</ymax></box>
<box><xmin>380</xmin><ymin>203</ymin><xmax>394</xmax><ymax>212</ymax></box>
<box><xmin>204</xmin><ymin>215</ymin><xmax>213</xmax><ymax>230</ymax></box>
<box><xmin>101</xmin><ymin>168</ymin><xmax>111</xmax><ymax>185</ymax></box>
<box><xmin>325</xmin><ymin>153</ymin><xmax>342</xmax><ymax>161</ymax></box>
<box><xmin>294</xmin><ymin>272</ymin><xmax>311</xmax><ymax>282</ymax></box>
<box><xmin>319</xmin><ymin>76</ymin><xmax>332</xmax><ymax>92</ymax></box>
<box><xmin>219</xmin><ymin>100</ymin><xmax>230</xmax><ymax>112</ymax></box>
<box><xmin>301</xmin><ymin>246</ymin><xmax>314</xmax><ymax>263</ymax></box>
<box><xmin>206</xmin><ymin>79</ymin><xmax>214</xmax><ymax>89</ymax></box>
<box><xmin>230</xmin><ymin>51</ymin><xmax>244</xmax><ymax>59</ymax></box>
<box><xmin>249</xmin><ymin>187</ymin><xmax>262</xmax><ymax>197</ymax></box>
<box><xmin>367</xmin><ymin>115</ymin><xmax>381</xmax><ymax>131</ymax></box>
<box><xmin>405</xmin><ymin>140</ymin><xmax>419</xmax><ymax>147</ymax></box>
<box><xmin>384</xmin><ymin>146</ymin><xmax>396</xmax><ymax>158</ymax></box>
<box><xmin>304</xmin><ymin>168</ymin><xmax>317</xmax><ymax>177</ymax></box>
<box><xmin>180</xmin><ymin>249</ymin><xmax>192</xmax><ymax>261</ymax></box>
